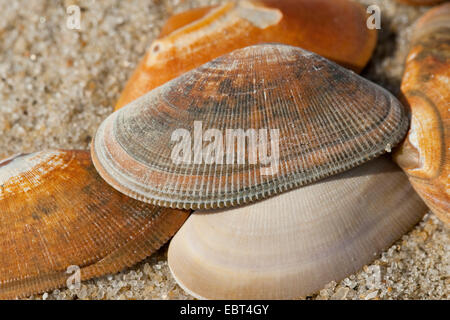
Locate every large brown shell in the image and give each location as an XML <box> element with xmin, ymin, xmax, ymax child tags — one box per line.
<box><xmin>115</xmin><ymin>0</ymin><xmax>377</xmax><ymax>109</ymax></box>
<box><xmin>168</xmin><ymin>157</ymin><xmax>428</xmax><ymax>299</ymax></box>
<box><xmin>92</xmin><ymin>44</ymin><xmax>409</xmax><ymax>210</ymax></box>
<box><xmin>0</xmin><ymin>150</ymin><xmax>189</xmax><ymax>299</ymax></box>
<box><xmin>393</xmin><ymin>3</ymin><xmax>450</xmax><ymax>225</ymax></box>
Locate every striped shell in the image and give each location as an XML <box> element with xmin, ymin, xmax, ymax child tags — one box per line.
<box><xmin>92</xmin><ymin>44</ymin><xmax>409</xmax><ymax>210</ymax></box>
<box><xmin>116</xmin><ymin>0</ymin><xmax>377</xmax><ymax>109</ymax></box>
<box><xmin>0</xmin><ymin>150</ymin><xmax>189</xmax><ymax>299</ymax></box>
<box><xmin>393</xmin><ymin>3</ymin><xmax>450</xmax><ymax>225</ymax></box>
<box><xmin>168</xmin><ymin>157</ymin><xmax>427</xmax><ymax>299</ymax></box>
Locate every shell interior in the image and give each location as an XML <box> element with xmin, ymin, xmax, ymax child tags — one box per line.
<box><xmin>0</xmin><ymin>150</ymin><xmax>189</xmax><ymax>299</ymax></box>
<box><xmin>168</xmin><ymin>156</ymin><xmax>428</xmax><ymax>299</ymax></box>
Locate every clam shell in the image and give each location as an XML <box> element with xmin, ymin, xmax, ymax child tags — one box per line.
<box><xmin>0</xmin><ymin>150</ymin><xmax>189</xmax><ymax>299</ymax></box>
<box><xmin>168</xmin><ymin>157</ymin><xmax>428</xmax><ymax>299</ymax></box>
<box><xmin>393</xmin><ymin>3</ymin><xmax>450</xmax><ymax>225</ymax></box>
<box><xmin>116</xmin><ymin>0</ymin><xmax>377</xmax><ymax>109</ymax></box>
<box><xmin>92</xmin><ymin>44</ymin><xmax>409</xmax><ymax>210</ymax></box>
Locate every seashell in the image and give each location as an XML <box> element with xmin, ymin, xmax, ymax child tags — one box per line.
<box><xmin>167</xmin><ymin>156</ymin><xmax>428</xmax><ymax>299</ymax></box>
<box><xmin>396</xmin><ymin>0</ymin><xmax>445</xmax><ymax>6</ymax></box>
<box><xmin>393</xmin><ymin>3</ymin><xmax>450</xmax><ymax>225</ymax></box>
<box><xmin>92</xmin><ymin>44</ymin><xmax>409</xmax><ymax>210</ymax></box>
<box><xmin>0</xmin><ymin>150</ymin><xmax>189</xmax><ymax>299</ymax></box>
<box><xmin>158</xmin><ymin>6</ymin><xmax>216</xmax><ymax>38</ymax></box>
<box><xmin>115</xmin><ymin>0</ymin><xmax>377</xmax><ymax>109</ymax></box>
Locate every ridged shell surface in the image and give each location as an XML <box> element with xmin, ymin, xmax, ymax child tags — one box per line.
<box><xmin>116</xmin><ymin>0</ymin><xmax>377</xmax><ymax>109</ymax></box>
<box><xmin>168</xmin><ymin>157</ymin><xmax>428</xmax><ymax>299</ymax></box>
<box><xmin>0</xmin><ymin>150</ymin><xmax>189</xmax><ymax>299</ymax></box>
<box><xmin>93</xmin><ymin>44</ymin><xmax>409</xmax><ymax>210</ymax></box>
<box><xmin>393</xmin><ymin>3</ymin><xmax>450</xmax><ymax>225</ymax></box>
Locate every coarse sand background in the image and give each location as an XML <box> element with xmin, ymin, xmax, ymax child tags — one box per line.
<box><xmin>0</xmin><ymin>0</ymin><xmax>448</xmax><ymax>300</ymax></box>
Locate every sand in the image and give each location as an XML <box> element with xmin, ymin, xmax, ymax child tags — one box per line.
<box><xmin>0</xmin><ymin>0</ymin><xmax>448</xmax><ymax>300</ymax></box>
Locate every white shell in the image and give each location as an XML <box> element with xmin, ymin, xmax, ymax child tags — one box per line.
<box><xmin>168</xmin><ymin>157</ymin><xmax>427</xmax><ymax>299</ymax></box>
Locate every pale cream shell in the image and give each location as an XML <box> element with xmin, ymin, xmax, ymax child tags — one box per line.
<box><xmin>168</xmin><ymin>156</ymin><xmax>427</xmax><ymax>299</ymax></box>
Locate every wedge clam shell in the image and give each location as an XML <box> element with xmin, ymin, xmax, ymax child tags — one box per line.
<box><xmin>168</xmin><ymin>157</ymin><xmax>428</xmax><ymax>299</ymax></box>
<box><xmin>0</xmin><ymin>150</ymin><xmax>189</xmax><ymax>299</ymax></box>
<box><xmin>93</xmin><ymin>44</ymin><xmax>409</xmax><ymax>210</ymax></box>
<box><xmin>116</xmin><ymin>0</ymin><xmax>377</xmax><ymax>109</ymax></box>
<box><xmin>393</xmin><ymin>3</ymin><xmax>450</xmax><ymax>225</ymax></box>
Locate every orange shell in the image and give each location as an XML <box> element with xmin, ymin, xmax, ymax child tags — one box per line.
<box><xmin>158</xmin><ymin>6</ymin><xmax>215</xmax><ymax>38</ymax></box>
<box><xmin>115</xmin><ymin>0</ymin><xmax>377</xmax><ymax>110</ymax></box>
<box><xmin>393</xmin><ymin>3</ymin><xmax>450</xmax><ymax>225</ymax></box>
<box><xmin>0</xmin><ymin>150</ymin><xmax>189</xmax><ymax>299</ymax></box>
<box><xmin>168</xmin><ymin>157</ymin><xmax>428</xmax><ymax>299</ymax></box>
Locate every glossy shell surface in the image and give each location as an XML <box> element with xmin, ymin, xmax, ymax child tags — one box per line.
<box><xmin>168</xmin><ymin>157</ymin><xmax>428</xmax><ymax>299</ymax></box>
<box><xmin>116</xmin><ymin>0</ymin><xmax>377</xmax><ymax>109</ymax></box>
<box><xmin>93</xmin><ymin>44</ymin><xmax>409</xmax><ymax>210</ymax></box>
<box><xmin>0</xmin><ymin>150</ymin><xmax>189</xmax><ymax>299</ymax></box>
<box><xmin>393</xmin><ymin>3</ymin><xmax>450</xmax><ymax>225</ymax></box>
